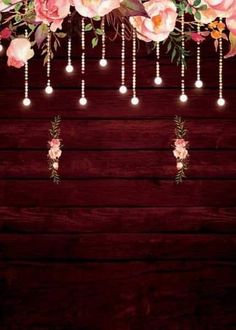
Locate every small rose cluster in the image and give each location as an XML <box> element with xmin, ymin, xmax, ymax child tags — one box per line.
<box><xmin>48</xmin><ymin>138</ymin><xmax>62</xmax><ymax>171</ymax></box>
<box><xmin>173</xmin><ymin>138</ymin><xmax>189</xmax><ymax>171</ymax></box>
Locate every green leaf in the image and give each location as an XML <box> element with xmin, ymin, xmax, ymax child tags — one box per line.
<box><xmin>193</xmin><ymin>0</ymin><xmax>201</xmax><ymax>7</ymax></box>
<box><xmin>171</xmin><ymin>48</ymin><xmax>176</xmax><ymax>62</ymax></box>
<box><xmin>56</xmin><ymin>32</ymin><xmax>66</xmax><ymax>38</ymax></box>
<box><xmin>195</xmin><ymin>11</ymin><xmax>201</xmax><ymax>20</ymax></box>
<box><xmin>92</xmin><ymin>36</ymin><xmax>98</xmax><ymax>48</ymax></box>
<box><xmin>14</xmin><ymin>14</ymin><xmax>21</xmax><ymax>23</ymax></box>
<box><xmin>85</xmin><ymin>23</ymin><xmax>93</xmax><ymax>31</ymax></box>
<box><xmin>93</xmin><ymin>16</ymin><xmax>101</xmax><ymax>21</ymax></box>
<box><xmin>2</xmin><ymin>0</ymin><xmax>10</xmax><ymax>5</ymax></box>
<box><xmin>118</xmin><ymin>0</ymin><xmax>148</xmax><ymax>17</ymax></box>
<box><xmin>14</xmin><ymin>2</ymin><xmax>22</xmax><ymax>11</ymax></box>
<box><xmin>198</xmin><ymin>4</ymin><xmax>208</xmax><ymax>10</ymax></box>
<box><xmin>95</xmin><ymin>28</ymin><xmax>103</xmax><ymax>35</ymax></box>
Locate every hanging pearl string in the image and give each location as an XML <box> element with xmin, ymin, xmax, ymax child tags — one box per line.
<box><xmin>0</xmin><ymin>40</ymin><xmax>3</xmax><ymax>53</ymax></box>
<box><xmin>217</xmin><ymin>18</ymin><xmax>225</xmax><ymax>107</ymax></box>
<box><xmin>179</xmin><ymin>12</ymin><xmax>187</xmax><ymax>102</ymax></box>
<box><xmin>99</xmin><ymin>17</ymin><xmax>107</xmax><ymax>67</ymax></box>
<box><xmin>79</xmin><ymin>17</ymin><xmax>87</xmax><ymax>106</ymax></box>
<box><xmin>119</xmin><ymin>22</ymin><xmax>127</xmax><ymax>94</ymax></box>
<box><xmin>65</xmin><ymin>12</ymin><xmax>73</xmax><ymax>73</ymax></box>
<box><xmin>23</xmin><ymin>29</ymin><xmax>31</xmax><ymax>107</ymax></box>
<box><xmin>131</xmin><ymin>27</ymin><xmax>139</xmax><ymax>105</ymax></box>
<box><xmin>195</xmin><ymin>22</ymin><xmax>203</xmax><ymax>88</ymax></box>
<box><xmin>45</xmin><ymin>26</ymin><xmax>53</xmax><ymax>94</ymax></box>
<box><xmin>154</xmin><ymin>42</ymin><xmax>162</xmax><ymax>85</ymax></box>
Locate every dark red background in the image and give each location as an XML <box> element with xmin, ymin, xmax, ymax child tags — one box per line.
<box><xmin>0</xmin><ymin>33</ymin><xmax>236</xmax><ymax>329</ymax></box>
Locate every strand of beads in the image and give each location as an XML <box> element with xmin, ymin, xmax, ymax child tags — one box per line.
<box><xmin>99</xmin><ymin>17</ymin><xmax>107</xmax><ymax>67</ymax></box>
<box><xmin>23</xmin><ymin>29</ymin><xmax>31</xmax><ymax>107</ymax></box>
<box><xmin>119</xmin><ymin>22</ymin><xmax>127</xmax><ymax>94</ymax></box>
<box><xmin>179</xmin><ymin>12</ymin><xmax>187</xmax><ymax>103</ymax></box>
<box><xmin>79</xmin><ymin>17</ymin><xmax>87</xmax><ymax>106</ymax></box>
<box><xmin>131</xmin><ymin>27</ymin><xmax>139</xmax><ymax>105</ymax></box>
<box><xmin>154</xmin><ymin>42</ymin><xmax>162</xmax><ymax>85</ymax></box>
<box><xmin>65</xmin><ymin>12</ymin><xmax>73</xmax><ymax>73</ymax></box>
<box><xmin>195</xmin><ymin>22</ymin><xmax>203</xmax><ymax>88</ymax></box>
<box><xmin>45</xmin><ymin>26</ymin><xmax>53</xmax><ymax>94</ymax></box>
<box><xmin>217</xmin><ymin>18</ymin><xmax>225</xmax><ymax>107</ymax></box>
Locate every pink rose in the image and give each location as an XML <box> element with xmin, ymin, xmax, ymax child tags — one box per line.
<box><xmin>7</xmin><ymin>38</ymin><xmax>34</xmax><ymax>68</ymax></box>
<box><xmin>48</xmin><ymin>147</ymin><xmax>62</xmax><ymax>160</ymax></box>
<box><xmin>129</xmin><ymin>0</ymin><xmax>177</xmax><ymax>42</ymax></box>
<box><xmin>204</xmin><ymin>0</ymin><xmax>234</xmax><ymax>12</ymax></box>
<box><xmin>173</xmin><ymin>147</ymin><xmax>188</xmax><ymax>160</ymax></box>
<box><xmin>35</xmin><ymin>0</ymin><xmax>71</xmax><ymax>32</ymax></box>
<box><xmin>0</xmin><ymin>27</ymin><xmax>11</xmax><ymax>40</ymax></box>
<box><xmin>49</xmin><ymin>138</ymin><xmax>61</xmax><ymax>148</ymax></box>
<box><xmin>71</xmin><ymin>0</ymin><xmax>121</xmax><ymax>18</ymax></box>
<box><xmin>174</xmin><ymin>139</ymin><xmax>188</xmax><ymax>148</ymax></box>
<box><xmin>191</xmin><ymin>32</ymin><xmax>206</xmax><ymax>43</ymax></box>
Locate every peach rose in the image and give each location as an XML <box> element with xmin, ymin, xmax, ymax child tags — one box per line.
<box><xmin>49</xmin><ymin>138</ymin><xmax>61</xmax><ymax>148</ymax></box>
<box><xmin>71</xmin><ymin>0</ymin><xmax>121</xmax><ymax>18</ymax></box>
<box><xmin>48</xmin><ymin>147</ymin><xmax>62</xmax><ymax>160</ymax></box>
<box><xmin>176</xmin><ymin>162</ymin><xmax>184</xmax><ymax>170</ymax></box>
<box><xmin>173</xmin><ymin>147</ymin><xmax>188</xmax><ymax>160</ymax></box>
<box><xmin>35</xmin><ymin>0</ymin><xmax>71</xmax><ymax>32</ymax></box>
<box><xmin>7</xmin><ymin>38</ymin><xmax>34</xmax><ymax>68</ymax></box>
<box><xmin>52</xmin><ymin>162</ymin><xmax>59</xmax><ymax>170</ymax></box>
<box><xmin>0</xmin><ymin>0</ymin><xmax>18</xmax><ymax>12</ymax></box>
<box><xmin>129</xmin><ymin>0</ymin><xmax>177</xmax><ymax>42</ymax></box>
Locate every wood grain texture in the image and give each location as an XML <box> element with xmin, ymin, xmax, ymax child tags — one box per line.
<box><xmin>1</xmin><ymin>150</ymin><xmax>236</xmax><ymax>178</ymax></box>
<box><xmin>1</xmin><ymin>233</ymin><xmax>236</xmax><ymax>260</ymax></box>
<box><xmin>1</xmin><ymin>89</ymin><xmax>236</xmax><ymax>119</ymax></box>
<box><xmin>0</xmin><ymin>119</ymin><xmax>236</xmax><ymax>149</ymax></box>
<box><xmin>1</xmin><ymin>58</ymin><xmax>236</xmax><ymax>89</ymax></box>
<box><xmin>1</xmin><ymin>33</ymin><xmax>236</xmax><ymax>329</ymax></box>
<box><xmin>1</xmin><ymin>261</ymin><xmax>236</xmax><ymax>330</ymax></box>
<box><xmin>1</xmin><ymin>207</ymin><xmax>236</xmax><ymax>234</ymax></box>
<box><xmin>1</xmin><ymin>180</ymin><xmax>236</xmax><ymax>207</ymax></box>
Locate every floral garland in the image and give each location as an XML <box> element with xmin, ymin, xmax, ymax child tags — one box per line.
<box><xmin>173</xmin><ymin>116</ymin><xmax>189</xmax><ymax>184</ymax></box>
<box><xmin>48</xmin><ymin>115</ymin><xmax>62</xmax><ymax>184</ymax></box>
<box><xmin>0</xmin><ymin>0</ymin><xmax>235</xmax><ymax>69</ymax></box>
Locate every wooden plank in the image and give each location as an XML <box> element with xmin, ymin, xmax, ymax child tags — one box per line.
<box><xmin>0</xmin><ymin>150</ymin><xmax>236</xmax><ymax>179</ymax></box>
<box><xmin>0</xmin><ymin>233</ymin><xmax>236</xmax><ymax>260</ymax></box>
<box><xmin>0</xmin><ymin>119</ymin><xmax>235</xmax><ymax>149</ymax></box>
<box><xmin>0</xmin><ymin>180</ymin><xmax>236</xmax><ymax>207</ymax></box>
<box><xmin>1</xmin><ymin>261</ymin><xmax>235</xmax><ymax>329</ymax></box>
<box><xmin>1</xmin><ymin>89</ymin><xmax>236</xmax><ymax>119</ymax></box>
<box><xmin>0</xmin><ymin>207</ymin><xmax>236</xmax><ymax>234</ymax></box>
<box><xmin>1</xmin><ymin>58</ymin><xmax>236</xmax><ymax>89</ymax></box>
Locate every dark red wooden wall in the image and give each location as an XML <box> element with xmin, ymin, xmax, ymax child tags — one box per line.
<box><xmin>0</xmin><ymin>34</ymin><xmax>236</xmax><ymax>329</ymax></box>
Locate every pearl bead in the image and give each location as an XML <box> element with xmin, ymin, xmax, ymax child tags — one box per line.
<box><xmin>23</xmin><ymin>98</ymin><xmax>31</xmax><ymax>107</ymax></box>
<box><xmin>195</xmin><ymin>80</ymin><xmax>203</xmax><ymax>88</ymax></box>
<box><xmin>131</xmin><ymin>96</ymin><xmax>139</xmax><ymax>105</ymax></box>
<box><xmin>119</xmin><ymin>85</ymin><xmax>127</xmax><ymax>94</ymax></box>
<box><xmin>179</xmin><ymin>94</ymin><xmax>188</xmax><ymax>103</ymax></box>
<box><xmin>45</xmin><ymin>86</ymin><xmax>53</xmax><ymax>94</ymax></box>
<box><xmin>99</xmin><ymin>58</ymin><xmax>108</xmax><ymax>67</ymax></box>
<box><xmin>154</xmin><ymin>76</ymin><xmax>162</xmax><ymax>86</ymax></box>
<box><xmin>217</xmin><ymin>98</ymin><xmax>225</xmax><ymax>106</ymax></box>
<box><xmin>79</xmin><ymin>97</ymin><xmax>87</xmax><ymax>106</ymax></box>
<box><xmin>65</xmin><ymin>64</ymin><xmax>74</xmax><ymax>73</ymax></box>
